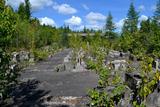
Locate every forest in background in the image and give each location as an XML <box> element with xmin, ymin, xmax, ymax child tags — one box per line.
<box><xmin>0</xmin><ymin>0</ymin><xmax>160</xmax><ymax>58</ymax></box>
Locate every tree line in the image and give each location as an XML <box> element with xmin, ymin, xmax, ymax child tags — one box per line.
<box><xmin>104</xmin><ymin>0</ymin><xmax>160</xmax><ymax>58</ymax></box>
<box><xmin>0</xmin><ymin>0</ymin><xmax>72</xmax><ymax>52</ymax></box>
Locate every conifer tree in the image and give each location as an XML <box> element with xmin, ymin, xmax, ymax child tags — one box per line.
<box><xmin>153</xmin><ymin>0</ymin><xmax>160</xmax><ymax>25</ymax></box>
<box><xmin>18</xmin><ymin>3</ymin><xmax>26</xmax><ymax>20</ymax></box>
<box><xmin>140</xmin><ymin>18</ymin><xmax>151</xmax><ymax>33</ymax></box>
<box><xmin>122</xmin><ymin>2</ymin><xmax>139</xmax><ymax>34</ymax></box>
<box><xmin>25</xmin><ymin>0</ymin><xmax>31</xmax><ymax>20</ymax></box>
<box><xmin>105</xmin><ymin>12</ymin><xmax>116</xmax><ymax>40</ymax></box>
<box><xmin>17</xmin><ymin>0</ymin><xmax>31</xmax><ymax>20</ymax></box>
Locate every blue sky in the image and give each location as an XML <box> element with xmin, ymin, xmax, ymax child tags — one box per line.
<box><xmin>6</xmin><ymin>0</ymin><xmax>157</xmax><ymax>31</ymax></box>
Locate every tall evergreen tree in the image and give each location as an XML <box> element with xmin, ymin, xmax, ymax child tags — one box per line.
<box><xmin>25</xmin><ymin>0</ymin><xmax>31</xmax><ymax>20</ymax></box>
<box><xmin>17</xmin><ymin>3</ymin><xmax>26</xmax><ymax>20</ymax></box>
<box><xmin>153</xmin><ymin>0</ymin><xmax>160</xmax><ymax>25</ymax></box>
<box><xmin>140</xmin><ymin>18</ymin><xmax>151</xmax><ymax>33</ymax></box>
<box><xmin>105</xmin><ymin>12</ymin><xmax>116</xmax><ymax>40</ymax></box>
<box><xmin>122</xmin><ymin>2</ymin><xmax>139</xmax><ymax>34</ymax></box>
<box><xmin>138</xmin><ymin>19</ymin><xmax>151</xmax><ymax>50</ymax></box>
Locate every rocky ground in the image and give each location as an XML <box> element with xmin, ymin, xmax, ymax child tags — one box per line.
<box><xmin>4</xmin><ymin>49</ymin><xmax>160</xmax><ymax>107</ymax></box>
<box><xmin>6</xmin><ymin>49</ymin><xmax>98</xmax><ymax>107</ymax></box>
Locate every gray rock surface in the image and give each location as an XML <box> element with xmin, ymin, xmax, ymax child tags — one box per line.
<box><xmin>11</xmin><ymin>51</ymin><xmax>34</xmax><ymax>63</ymax></box>
<box><xmin>125</xmin><ymin>72</ymin><xmax>142</xmax><ymax>91</ymax></box>
<box><xmin>146</xmin><ymin>90</ymin><xmax>160</xmax><ymax>107</ymax></box>
<box><xmin>9</xmin><ymin>49</ymin><xmax>98</xmax><ymax>107</ymax></box>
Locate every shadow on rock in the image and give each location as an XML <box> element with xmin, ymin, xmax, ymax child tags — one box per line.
<box><xmin>4</xmin><ymin>80</ymin><xmax>51</xmax><ymax>107</ymax></box>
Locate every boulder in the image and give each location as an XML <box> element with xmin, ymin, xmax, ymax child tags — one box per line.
<box><xmin>125</xmin><ymin>73</ymin><xmax>142</xmax><ymax>91</ymax></box>
<box><xmin>153</xmin><ymin>59</ymin><xmax>160</xmax><ymax>71</ymax></box>
<box><xmin>118</xmin><ymin>99</ymin><xmax>132</xmax><ymax>107</ymax></box>
<box><xmin>19</xmin><ymin>51</ymin><xmax>29</xmax><ymax>62</ymax></box>
<box><xmin>55</xmin><ymin>64</ymin><xmax>66</xmax><ymax>72</ymax></box>
<box><xmin>129</xmin><ymin>54</ymin><xmax>136</xmax><ymax>61</ymax></box>
<box><xmin>11</xmin><ymin>51</ymin><xmax>35</xmax><ymax>64</ymax></box>
<box><xmin>111</xmin><ymin>60</ymin><xmax>127</xmax><ymax>71</ymax></box>
<box><xmin>10</xmin><ymin>64</ymin><xmax>19</xmax><ymax>72</ymax></box>
<box><xmin>64</xmin><ymin>54</ymin><xmax>71</xmax><ymax>63</ymax></box>
<box><xmin>29</xmin><ymin>53</ymin><xmax>34</xmax><ymax>62</ymax></box>
<box><xmin>108</xmin><ymin>50</ymin><xmax>120</xmax><ymax>58</ymax></box>
<box><xmin>11</xmin><ymin>52</ymin><xmax>20</xmax><ymax>63</ymax></box>
<box><xmin>65</xmin><ymin>62</ymin><xmax>74</xmax><ymax>72</ymax></box>
<box><xmin>146</xmin><ymin>90</ymin><xmax>160</xmax><ymax>107</ymax></box>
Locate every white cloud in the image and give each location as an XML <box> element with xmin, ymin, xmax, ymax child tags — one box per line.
<box><xmin>30</xmin><ymin>0</ymin><xmax>53</xmax><ymax>11</ymax></box>
<box><xmin>6</xmin><ymin>0</ymin><xmax>24</xmax><ymax>8</ymax></box>
<box><xmin>86</xmin><ymin>12</ymin><xmax>106</xmax><ymax>24</ymax></box>
<box><xmin>84</xmin><ymin>12</ymin><xmax>106</xmax><ymax>30</ymax></box>
<box><xmin>82</xmin><ymin>4</ymin><xmax>89</xmax><ymax>10</ymax></box>
<box><xmin>116</xmin><ymin>18</ymin><xmax>125</xmax><ymax>30</ymax></box>
<box><xmin>138</xmin><ymin>5</ymin><xmax>145</xmax><ymax>11</ymax></box>
<box><xmin>39</xmin><ymin>17</ymin><xmax>56</xmax><ymax>27</ymax></box>
<box><xmin>139</xmin><ymin>15</ymin><xmax>148</xmax><ymax>21</ymax></box>
<box><xmin>65</xmin><ymin>16</ymin><xmax>82</xmax><ymax>26</ymax></box>
<box><xmin>53</xmin><ymin>3</ymin><xmax>77</xmax><ymax>15</ymax></box>
<box><xmin>6</xmin><ymin>0</ymin><xmax>53</xmax><ymax>11</ymax></box>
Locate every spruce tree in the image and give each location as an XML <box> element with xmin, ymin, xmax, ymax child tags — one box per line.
<box><xmin>17</xmin><ymin>3</ymin><xmax>26</xmax><ymax>20</ymax></box>
<box><xmin>25</xmin><ymin>0</ymin><xmax>31</xmax><ymax>20</ymax></box>
<box><xmin>140</xmin><ymin>18</ymin><xmax>151</xmax><ymax>33</ymax></box>
<box><xmin>17</xmin><ymin>0</ymin><xmax>31</xmax><ymax>20</ymax></box>
<box><xmin>139</xmin><ymin>19</ymin><xmax>151</xmax><ymax>50</ymax></box>
<box><xmin>105</xmin><ymin>12</ymin><xmax>116</xmax><ymax>40</ymax></box>
<box><xmin>153</xmin><ymin>0</ymin><xmax>160</xmax><ymax>25</ymax></box>
<box><xmin>122</xmin><ymin>2</ymin><xmax>139</xmax><ymax>34</ymax></box>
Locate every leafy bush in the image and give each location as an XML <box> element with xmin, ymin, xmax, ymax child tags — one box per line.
<box><xmin>88</xmin><ymin>89</ymin><xmax>114</xmax><ymax>107</ymax></box>
<box><xmin>33</xmin><ymin>49</ymin><xmax>49</xmax><ymax>61</ymax></box>
<box><xmin>98</xmin><ymin>67</ymin><xmax>110</xmax><ymax>87</ymax></box>
<box><xmin>0</xmin><ymin>4</ymin><xmax>16</xmax><ymax>49</ymax></box>
<box><xmin>86</xmin><ymin>60</ymin><xmax>97</xmax><ymax>70</ymax></box>
<box><xmin>0</xmin><ymin>49</ymin><xmax>19</xmax><ymax>100</ymax></box>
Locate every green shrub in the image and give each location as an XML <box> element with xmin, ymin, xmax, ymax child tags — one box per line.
<box><xmin>0</xmin><ymin>49</ymin><xmax>19</xmax><ymax>100</ymax></box>
<box><xmin>33</xmin><ymin>49</ymin><xmax>48</xmax><ymax>61</ymax></box>
<box><xmin>86</xmin><ymin>60</ymin><xmax>97</xmax><ymax>70</ymax></box>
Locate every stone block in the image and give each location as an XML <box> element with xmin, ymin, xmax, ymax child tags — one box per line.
<box><xmin>19</xmin><ymin>51</ymin><xmax>29</xmax><ymax>62</ymax></box>
<box><xmin>11</xmin><ymin>52</ymin><xmax>20</xmax><ymax>63</ymax></box>
<box><xmin>146</xmin><ymin>90</ymin><xmax>160</xmax><ymax>107</ymax></box>
<box><xmin>111</xmin><ymin>60</ymin><xmax>127</xmax><ymax>71</ymax></box>
<box><xmin>125</xmin><ymin>73</ymin><xmax>142</xmax><ymax>91</ymax></box>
